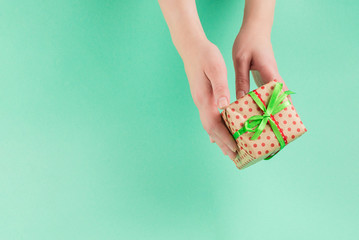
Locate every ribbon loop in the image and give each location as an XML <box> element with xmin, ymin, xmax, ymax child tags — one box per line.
<box><xmin>232</xmin><ymin>82</ymin><xmax>295</xmax><ymax>160</ymax></box>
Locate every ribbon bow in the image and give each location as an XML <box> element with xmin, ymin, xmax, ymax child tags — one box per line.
<box><xmin>232</xmin><ymin>82</ymin><xmax>295</xmax><ymax>160</ymax></box>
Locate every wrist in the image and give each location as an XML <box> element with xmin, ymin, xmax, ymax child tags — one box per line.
<box><xmin>174</xmin><ymin>33</ymin><xmax>209</xmax><ymax>61</ymax></box>
<box><xmin>241</xmin><ymin>0</ymin><xmax>275</xmax><ymax>39</ymax></box>
<box><xmin>240</xmin><ymin>21</ymin><xmax>272</xmax><ymax>39</ymax></box>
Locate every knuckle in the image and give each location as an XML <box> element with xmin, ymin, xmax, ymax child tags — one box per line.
<box><xmin>212</xmin><ymin>84</ymin><xmax>227</xmax><ymax>95</ymax></box>
<box><xmin>206</xmin><ymin>61</ymin><xmax>226</xmax><ymax>76</ymax></box>
<box><xmin>234</xmin><ymin>53</ymin><xmax>249</xmax><ymax>64</ymax></box>
<box><xmin>236</xmin><ymin>73</ymin><xmax>248</xmax><ymax>84</ymax></box>
<box><xmin>192</xmin><ymin>91</ymin><xmax>207</xmax><ymax>106</ymax></box>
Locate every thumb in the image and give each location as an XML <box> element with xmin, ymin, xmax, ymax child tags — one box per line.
<box><xmin>205</xmin><ymin>63</ymin><xmax>230</xmax><ymax>109</ymax></box>
<box><xmin>254</xmin><ymin>66</ymin><xmax>277</xmax><ymax>85</ymax></box>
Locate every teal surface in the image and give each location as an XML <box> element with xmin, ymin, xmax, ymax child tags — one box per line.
<box><xmin>0</xmin><ymin>0</ymin><xmax>358</xmax><ymax>239</ymax></box>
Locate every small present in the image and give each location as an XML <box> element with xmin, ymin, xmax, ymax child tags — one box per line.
<box><xmin>221</xmin><ymin>79</ymin><xmax>307</xmax><ymax>170</ymax></box>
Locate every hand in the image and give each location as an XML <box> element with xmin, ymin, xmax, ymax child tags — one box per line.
<box><xmin>182</xmin><ymin>39</ymin><xmax>238</xmax><ymax>160</ymax></box>
<box><xmin>232</xmin><ymin>27</ymin><xmax>291</xmax><ymax>100</ymax></box>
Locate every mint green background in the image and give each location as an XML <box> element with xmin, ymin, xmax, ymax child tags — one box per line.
<box><xmin>0</xmin><ymin>1</ymin><xmax>358</xmax><ymax>239</ymax></box>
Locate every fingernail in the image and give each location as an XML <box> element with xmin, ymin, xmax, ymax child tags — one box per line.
<box><xmin>237</xmin><ymin>91</ymin><xmax>245</xmax><ymax>98</ymax></box>
<box><xmin>218</xmin><ymin>97</ymin><xmax>229</xmax><ymax>109</ymax></box>
<box><xmin>230</xmin><ymin>145</ymin><xmax>237</xmax><ymax>152</ymax></box>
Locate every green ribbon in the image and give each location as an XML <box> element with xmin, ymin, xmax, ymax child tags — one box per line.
<box><xmin>233</xmin><ymin>82</ymin><xmax>295</xmax><ymax>160</ymax></box>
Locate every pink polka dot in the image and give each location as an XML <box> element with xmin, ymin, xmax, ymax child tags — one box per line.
<box><xmin>279</xmin><ymin>113</ymin><xmax>283</xmax><ymax>117</ymax></box>
<box><xmin>296</xmin><ymin>114</ymin><xmax>299</xmax><ymax>117</ymax></box>
<box><xmin>293</xmin><ymin>121</ymin><xmax>296</xmax><ymax>125</ymax></box>
<box><xmin>240</xmin><ymin>136</ymin><xmax>243</xmax><ymax>140</ymax></box>
<box><xmin>244</xmin><ymin>144</ymin><xmax>247</xmax><ymax>147</ymax></box>
<box><xmin>288</xmin><ymin>114</ymin><xmax>292</xmax><ymax>118</ymax></box>
<box><xmin>231</xmin><ymin>108</ymin><xmax>235</xmax><ymax>112</ymax></box>
<box><xmin>284</xmin><ymin>107</ymin><xmax>288</xmax><ymax>111</ymax></box>
<box><xmin>258</xmin><ymin>151</ymin><xmax>262</xmax><ymax>155</ymax></box>
<box><xmin>253</xmin><ymin>144</ymin><xmax>257</xmax><ymax>148</ymax></box>
<box><xmin>258</xmin><ymin>136</ymin><xmax>261</xmax><ymax>140</ymax></box>
<box><xmin>228</xmin><ymin>114</ymin><xmax>230</xmax><ymax>118</ymax></box>
<box><xmin>271</xmin><ymin>86</ymin><xmax>274</xmax><ymax>90</ymax></box>
<box><xmin>231</xmin><ymin>122</ymin><xmax>234</xmax><ymax>125</ymax></box>
<box><xmin>291</xmin><ymin>106</ymin><xmax>294</xmax><ymax>110</ymax></box>
<box><xmin>244</xmin><ymin>101</ymin><xmax>248</xmax><ymax>105</ymax></box>
<box><xmin>291</xmin><ymin>135</ymin><xmax>295</xmax><ymax>139</ymax></box>
<box><xmin>266</xmin><ymin>136</ymin><xmax>270</xmax><ymax>140</ymax></box>
<box><xmin>274</xmin><ymin>79</ymin><xmax>278</xmax><ymax>82</ymax></box>
<box><xmin>265</xmin><ymin>93</ymin><xmax>269</xmax><ymax>96</ymax></box>
<box><xmin>288</xmin><ymin>128</ymin><xmax>291</xmax><ymax>131</ymax></box>
<box><xmin>236</xmin><ymin>115</ymin><xmax>239</xmax><ymax>119</ymax></box>
<box><xmin>239</xmin><ymin>107</ymin><xmax>243</xmax><ymax>111</ymax></box>
<box><xmin>304</xmin><ymin>128</ymin><xmax>307</xmax><ymax>132</ymax></box>
<box><xmin>271</xmin><ymin>143</ymin><xmax>275</xmax><ymax>147</ymax></box>
<box><xmin>265</xmin><ymin>150</ymin><xmax>269</xmax><ymax>154</ymax></box>
<box><xmin>297</xmin><ymin>128</ymin><xmax>300</xmax><ymax>132</ymax></box>
<box><xmin>249</xmin><ymin>108</ymin><xmax>252</xmax><ymax>112</ymax></box>
<box><xmin>283</xmin><ymin>120</ymin><xmax>287</xmax><ymax>124</ymax></box>
<box><xmin>235</xmin><ymin>101</ymin><xmax>239</xmax><ymax>104</ymax></box>
<box><xmin>261</xmin><ymin>86</ymin><xmax>265</xmax><ymax>89</ymax></box>
<box><xmin>300</xmin><ymin>121</ymin><xmax>303</xmax><ymax>124</ymax></box>
<box><xmin>243</xmin><ymin>115</ymin><xmax>247</xmax><ymax>119</ymax></box>
<box><xmin>261</xmin><ymin>142</ymin><xmax>265</xmax><ymax>147</ymax></box>
<box><xmin>240</xmin><ymin>123</ymin><xmax>244</xmax><ymax>127</ymax></box>
<box><xmin>263</xmin><ymin>129</ymin><xmax>266</xmax><ymax>133</ymax></box>
<box><xmin>249</xmin><ymin>151</ymin><xmax>252</xmax><ymax>154</ymax></box>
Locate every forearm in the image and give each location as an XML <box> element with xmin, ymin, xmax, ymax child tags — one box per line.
<box><xmin>158</xmin><ymin>0</ymin><xmax>207</xmax><ymax>59</ymax></box>
<box><xmin>241</xmin><ymin>0</ymin><xmax>276</xmax><ymax>36</ymax></box>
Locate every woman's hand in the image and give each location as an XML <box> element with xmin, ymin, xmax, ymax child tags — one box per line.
<box><xmin>233</xmin><ymin>0</ymin><xmax>290</xmax><ymax>99</ymax></box>
<box><xmin>182</xmin><ymin>39</ymin><xmax>238</xmax><ymax>160</ymax></box>
<box><xmin>232</xmin><ymin>27</ymin><xmax>290</xmax><ymax>99</ymax></box>
<box><xmin>158</xmin><ymin>0</ymin><xmax>237</xmax><ymax>160</ymax></box>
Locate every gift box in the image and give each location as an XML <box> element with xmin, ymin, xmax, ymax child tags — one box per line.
<box><xmin>221</xmin><ymin>78</ymin><xmax>307</xmax><ymax>170</ymax></box>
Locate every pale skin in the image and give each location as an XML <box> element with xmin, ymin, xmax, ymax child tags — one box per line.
<box><xmin>158</xmin><ymin>0</ymin><xmax>291</xmax><ymax>160</ymax></box>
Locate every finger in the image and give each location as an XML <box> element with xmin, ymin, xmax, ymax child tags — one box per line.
<box><xmin>204</xmin><ymin>61</ymin><xmax>230</xmax><ymax>109</ymax></box>
<box><xmin>199</xmin><ymin>107</ymin><xmax>237</xmax><ymax>154</ymax></box>
<box><xmin>254</xmin><ymin>66</ymin><xmax>292</xmax><ymax>103</ymax></box>
<box><xmin>213</xmin><ymin>122</ymin><xmax>238</xmax><ymax>153</ymax></box>
<box><xmin>254</xmin><ymin>65</ymin><xmax>277</xmax><ymax>85</ymax></box>
<box><xmin>227</xmin><ymin>150</ymin><xmax>237</xmax><ymax>161</ymax></box>
<box><xmin>210</xmin><ymin>134</ymin><xmax>228</xmax><ymax>155</ymax></box>
<box><xmin>209</xmin><ymin>136</ymin><xmax>215</xmax><ymax>143</ymax></box>
<box><xmin>234</xmin><ymin>54</ymin><xmax>251</xmax><ymax>99</ymax></box>
<box><xmin>213</xmin><ymin>136</ymin><xmax>237</xmax><ymax>160</ymax></box>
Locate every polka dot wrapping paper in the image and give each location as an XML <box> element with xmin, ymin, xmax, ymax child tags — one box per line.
<box><xmin>221</xmin><ymin>80</ymin><xmax>307</xmax><ymax>170</ymax></box>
